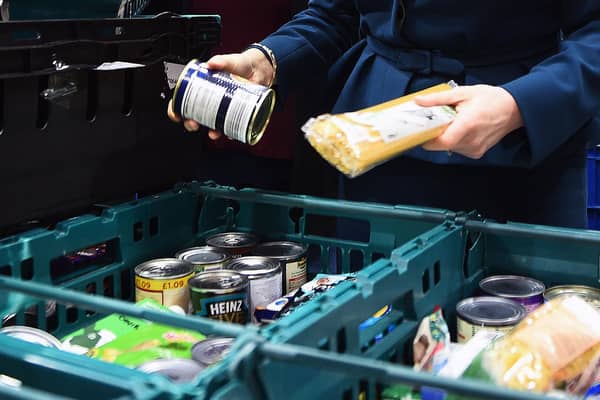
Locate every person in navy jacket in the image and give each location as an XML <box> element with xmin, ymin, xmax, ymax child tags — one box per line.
<box><xmin>170</xmin><ymin>0</ymin><xmax>600</xmax><ymax>228</ymax></box>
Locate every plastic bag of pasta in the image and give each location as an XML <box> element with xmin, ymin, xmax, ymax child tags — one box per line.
<box><xmin>302</xmin><ymin>82</ymin><xmax>457</xmax><ymax>178</ymax></box>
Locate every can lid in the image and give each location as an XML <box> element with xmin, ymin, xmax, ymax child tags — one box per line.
<box><xmin>189</xmin><ymin>270</ymin><xmax>249</xmax><ymax>293</ymax></box>
<box><xmin>206</xmin><ymin>232</ymin><xmax>259</xmax><ymax>249</ymax></box>
<box><xmin>137</xmin><ymin>358</ymin><xmax>205</xmax><ymax>383</ymax></box>
<box><xmin>479</xmin><ymin>275</ymin><xmax>545</xmax><ymax>298</ymax></box>
<box><xmin>191</xmin><ymin>337</ymin><xmax>235</xmax><ymax>366</ymax></box>
<box><xmin>252</xmin><ymin>241</ymin><xmax>308</xmax><ymax>260</ymax></box>
<box><xmin>544</xmin><ymin>285</ymin><xmax>600</xmax><ymax>308</ymax></box>
<box><xmin>456</xmin><ymin>297</ymin><xmax>526</xmax><ymax>326</ymax></box>
<box><xmin>0</xmin><ymin>326</ymin><xmax>62</xmax><ymax>349</ymax></box>
<box><xmin>134</xmin><ymin>258</ymin><xmax>194</xmax><ymax>279</ymax></box>
<box><xmin>176</xmin><ymin>246</ymin><xmax>230</xmax><ymax>265</ymax></box>
<box><xmin>225</xmin><ymin>256</ymin><xmax>281</xmax><ymax>279</ymax></box>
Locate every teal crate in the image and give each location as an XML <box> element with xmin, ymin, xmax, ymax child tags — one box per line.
<box><xmin>0</xmin><ymin>182</ymin><xmax>450</xmax><ymax>399</ymax></box>
<box><xmin>6</xmin><ymin>0</ymin><xmax>149</xmax><ymax>20</ymax></box>
<box><xmin>248</xmin><ymin>219</ymin><xmax>600</xmax><ymax>400</ymax></box>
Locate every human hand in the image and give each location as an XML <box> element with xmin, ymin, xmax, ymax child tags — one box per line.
<box><xmin>416</xmin><ymin>85</ymin><xmax>524</xmax><ymax>159</ymax></box>
<box><xmin>167</xmin><ymin>48</ymin><xmax>275</xmax><ymax>140</ymax></box>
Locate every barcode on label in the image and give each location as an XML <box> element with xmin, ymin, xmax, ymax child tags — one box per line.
<box><xmin>225</xmin><ymin>90</ymin><xmax>259</xmax><ymax>143</ymax></box>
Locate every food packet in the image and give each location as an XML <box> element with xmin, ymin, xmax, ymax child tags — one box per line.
<box><xmin>413</xmin><ymin>307</ymin><xmax>450</xmax><ymax>374</ymax></box>
<box><xmin>302</xmin><ymin>82</ymin><xmax>457</xmax><ymax>178</ymax></box>
<box><xmin>471</xmin><ymin>296</ymin><xmax>600</xmax><ymax>393</ymax></box>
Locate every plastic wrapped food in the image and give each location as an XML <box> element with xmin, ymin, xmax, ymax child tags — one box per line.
<box><xmin>413</xmin><ymin>307</ymin><xmax>451</xmax><ymax>374</ymax></box>
<box><xmin>302</xmin><ymin>83</ymin><xmax>457</xmax><ymax>178</ymax></box>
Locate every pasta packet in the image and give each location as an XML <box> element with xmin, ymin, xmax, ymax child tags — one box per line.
<box><xmin>302</xmin><ymin>82</ymin><xmax>457</xmax><ymax>178</ymax></box>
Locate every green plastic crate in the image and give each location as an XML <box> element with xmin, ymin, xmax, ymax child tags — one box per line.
<box><xmin>0</xmin><ymin>182</ymin><xmax>450</xmax><ymax>399</ymax></box>
<box><xmin>5</xmin><ymin>0</ymin><xmax>150</xmax><ymax>20</ymax></box>
<box><xmin>245</xmin><ymin>219</ymin><xmax>600</xmax><ymax>400</ymax></box>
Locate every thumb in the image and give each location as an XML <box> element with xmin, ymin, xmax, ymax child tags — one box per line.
<box><xmin>415</xmin><ymin>87</ymin><xmax>467</xmax><ymax>107</ymax></box>
<box><xmin>206</xmin><ymin>54</ymin><xmax>253</xmax><ymax>80</ymax></box>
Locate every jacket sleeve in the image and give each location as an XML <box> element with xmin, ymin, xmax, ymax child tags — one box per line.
<box><xmin>501</xmin><ymin>2</ymin><xmax>600</xmax><ymax>165</ymax></box>
<box><xmin>260</xmin><ymin>0</ymin><xmax>360</xmax><ymax>98</ymax></box>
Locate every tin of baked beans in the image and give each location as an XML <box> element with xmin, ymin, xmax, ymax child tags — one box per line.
<box><xmin>191</xmin><ymin>337</ymin><xmax>235</xmax><ymax>366</ymax></box>
<box><xmin>175</xmin><ymin>246</ymin><xmax>231</xmax><ymax>272</ymax></box>
<box><xmin>252</xmin><ymin>241</ymin><xmax>308</xmax><ymax>294</ymax></box>
<box><xmin>225</xmin><ymin>256</ymin><xmax>282</xmax><ymax>323</ymax></box>
<box><xmin>171</xmin><ymin>59</ymin><xmax>275</xmax><ymax>145</ymax></box>
<box><xmin>134</xmin><ymin>258</ymin><xmax>194</xmax><ymax>311</ymax></box>
<box><xmin>479</xmin><ymin>275</ymin><xmax>545</xmax><ymax>314</ymax></box>
<box><xmin>188</xmin><ymin>270</ymin><xmax>250</xmax><ymax>324</ymax></box>
<box><xmin>456</xmin><ymin>297</ymin><xmax>526</xmax><ymax>343</ymax></box>
<box><xmin>544</xmin><ymin>285</ymin><xmax>600</xmax><ymax>310</ymax></box>
<box><xmin>137</xmin><ymin>358</ymin><xmax>205</xmax><ymax>383</ymax></box>
<box><xmin>0</xmin><ymin>326</ymin><xmax>62</xmax><ymax>349</ymax></box>
<box><xmin>205</xmin><ymin>232</ymin><xmax>259</xmax><ymax>258</ymax></box>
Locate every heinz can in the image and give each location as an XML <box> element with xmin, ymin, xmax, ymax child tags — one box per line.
<box><xmin>479</xmin><ymin>275</ymin><xmax>545</xmax><ymax>314</ymax></box>
<box><xmin>192</xmin><ymin>337</ymin><xmax>235</xmax><ymax>366</ymax></box>
<box><xmin>252</xmin><ymin>241</ymin><xmax>308</xmax><ymax>294</ymax></box>
<box><xmin>171</xmin><ymin>59</ymin><xmax>275</xmax><ymax>145</ymax></box>
<box><xmin>456</xmin><ymin>297</ymin><xmax>526</xmax><ymax>343</ymax></box>
<box><xmin>134</xmin><ymin>258</ymin><xmax>194</xmax><ymax>311</ymax></box>
<box><xmin>225</xmin><ymin>256</ymin><xmax>282</xmax><ymax>323</ymax></box>
<box><xmin>544</xmin><ymin>285</ymin><xmax>600</xmax><ymax>310</ymax></box>
<box><xmin>137</xmin><ymin>359</ymin><xmax>205</xmax><ymax>383</ymax></box>
<box><xmin>188</xmin><ymin>270</ymin><xmax>250</xmax><ymax>324</ymax></box>
<box><xmin>0</xmin><ymin>326</ymin><xmax>62</xmax><ymax>349</ymax></box>
<box><xmin>175</xmin><ymin>246</ymin><xmax>231</xmax><ymax>272</ymax></box>
<box><xmin>205</xmin><ymin>232</ymin><xmax>259</xmax><ymax>258</ymax></box>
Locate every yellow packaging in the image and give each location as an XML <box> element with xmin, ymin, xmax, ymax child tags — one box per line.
<box><xmin>302</xmin><ymin>82</ymin><xmax>457</xmax><ymax>178</ymax></box>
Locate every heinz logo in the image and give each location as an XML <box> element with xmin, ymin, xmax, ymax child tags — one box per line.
<box><xmin>209</xmin><ymin>300</ymin><xmax>243</xmax><ymax>316</ymax></box>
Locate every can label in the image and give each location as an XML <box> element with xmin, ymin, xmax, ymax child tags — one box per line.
<box><xmin>249</xmin><ymin>273</ymin><xmax>282</xmax><ymax>322</ymax></box>
<box><xmin>191</xmin><ymin>293</ymin><xmax>249</xmax><ymax>324</ymax></box>
<box><xmin>456</xmin><ymin>316</ymin><xmax>514</xmax><ymax>344</ymax></box>
<box><xmin>284</xmin><ymin>258</ymin><xmax>307</xmax><ymax>293</ymax></box>
<box><xmin>135</xmin><ymin>275</ymin><xmax>192</xmax><ymax>311</ymax></box>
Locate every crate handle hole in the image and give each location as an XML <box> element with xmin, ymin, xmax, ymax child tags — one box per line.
<box><xmin>434</xmin><ymin>261</ymin><xmax>441</xmax><ymax>285</ymax></box>
<box><xmin>133</xmin><ymin>222</ymin><xmax>143</xmax><ymax>242</ymax></box>
<box><xmin>422</xmin><ymin>269</ymin><xmax>430</xmax><ymax>294</ymax></box>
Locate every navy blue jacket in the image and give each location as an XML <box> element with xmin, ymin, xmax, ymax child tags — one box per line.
<box><xmin>262</xmin><ymin>0</ymin><xmax>600</xmax><ymax>168</ymax></box>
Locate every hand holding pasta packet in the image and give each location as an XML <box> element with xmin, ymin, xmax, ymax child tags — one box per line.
<box><xmin>302</xmin><ymin>82</ymin><xmax>457</xmax><ymax>178</ymax></box>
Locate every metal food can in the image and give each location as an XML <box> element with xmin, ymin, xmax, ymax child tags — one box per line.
<box><xmin>252</xmin><ymin>241</ymin><xmax>308</xmax><ymax>294</ymax></box>
<box><xmin>137</xmin><ymin>359</ymin><xmax>205</xmax><ymax>383</ymax></box>
<box><xmin>175</xmin><ymin>246</ymin><xmax>231</xmax><ymax>272</ymax></box>
<box><xmin>225</xmin><ymin>256</ymin><xmax>282</xmax><ymax>323</ymax></box>
<box><xmin>188</xmin><ymin>270</ymin><xmax>250</xmax><ymax>324</ymax></box>
<box><xmin>134</xmin><ymin>258</ymin><xmax>194</xmax><ymax>311</ymax></box>
<box><xmin>0</xmin><ymin>326</ymin><xmax>62</xmax><ymax>349</ymax></box>
<box><xmin>191</xmin><ymin>337</ymin><xmax>235</xmax><ymax>366</ymax></box>
<box><xmin>456</xmin><ymin>297</ymin><xmax>526</xmax><ymax>343</ymax></box>
<box><xmin>205</xmin><ymin>232</ymin><xmax>260</xmax><ymax>258</ymax></box>
<box><xmin>544</xmin><ymin>285</ymin><xmax>600</xmax><ymax>310</ymax></box>
<box><xmin>479</xmin><ymin>275</ymin><xmax>545</xmax><ymax>314</ymax></box>
<box><xmin>171</xmin><ymin>59</ymin><xmax>275</xmax><ymax>145</ymax></box>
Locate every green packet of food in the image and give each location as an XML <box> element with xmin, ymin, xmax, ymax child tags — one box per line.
<box><xmin>88</xmin><ymin>323</ymin><xmax>206</xmax><ymax>368</ymax></box>
<box><xmin>61</xmin><ymin>298</ymin><xmax>171</xmax><ymax>355</ymax></box>
<box><xmin>382</xmin><ymin>384</ymin><xmax>422</xmax><ymax>400</ymax></box>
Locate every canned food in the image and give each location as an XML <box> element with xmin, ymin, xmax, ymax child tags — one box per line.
<box><xmin>191</xmin><ymin>337</ymin><xmax>235</xmax><ymax>366</ymax></box>
<box><xmin>171</xmin><ymin>60</ymin><xmax>275</xmax><ymax>145</ymax></box>
<box><xmin>479</xmin><ymin>275</ymin><xmax>545</xmax><ymax>313</ymax></box>
<box><xmin>252</xmin><ymin>241</ymin><xmax>308</xmax><ymax>294</ymax></box>
<box><xmin>456</xmin><ymin>297</ymin><xmax>526</xmax><ymax>343</ymax></box>
<box><xmin>225</xmin><ymin>256</ymin><xmax>282</xmax><ymax>323</ymax></box>
<box><xmin>175</xmin><ymin>246</ymin><xmax>231</xmax><ymax>272</ymax></box>
<box><xmin>544</xmin><ymin>285</ymin><xmax>600</xmax><ymax>310</ymax></box>
<box><xmin>205</xmin><ymin>232</ymin><xmax>259</xmax><ymax>258</ymax></box>
<box><xmin>188</xmin><ymin>270</ymin><xmax>250</xmax><ymax>324</ymax></box>
<box><xmin>0</xmin><ymin>326</ymin><xmax>62</xmax><ymax>349</ymax></box>
<box><xmin>137</xmin><ymin>359</ymin><xmax>205</xmax><ymax>383</ymax></box>
<box><xmin>134</xmin><ymin>258</ymin><xmax>194</xmax><ymax>311</ymax></box>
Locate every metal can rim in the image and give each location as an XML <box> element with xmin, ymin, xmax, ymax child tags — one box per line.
<box><xmin>137</xmin><ymin>358</ymin><xmax>205</xmax><ymax>382</ymax></box>
<box><xmin>0</xmin><ymin>326</ymin><xmax>63</xmax><ymax>349</ymax></box>
<box><xmin>205</xmin><ymin>232</ymin><xmax>260</xmax><ymax>249</ymax></box>
<box><xmin>456</xmin><ymin>296</ymin><xmax>526</xmax><ymax>327</ymax></box>
<box><xmin>246</xmin><ymin>87</ymin><xmax>276</xmax><ymax>146</ymax></box>
<box><xmin>479</xmin><ymin>275</ymin><xmax>546</xmax><ymax>298</ymax></box>
<box><xmin>134</xmin><ymin>258</ymin><xmax>195</xmax><ymax>280</ymax></box>
<box><xmin>188</xmin><ymin>270</ymin><xmax>249</xmax><ymax>294</ymax></box>
<box><xmin>175</xmin><ymin>246</ymin><xmax>231</xmax><ymax>265</ymax></box>
<box><xmin>224</xmin><ymin>256</ymin><xmax>281</xmax><ymax>280</ymax></box>
<box><xmin>544</xmin><ymin>285</ymin><xmax>600</xmax><ymax>301</ymax></box>
<box><xmin>251</xmin><ymin>241</ymin><xmax>308</xmax><ymax>261</ymax></box>
<box><xmin>191</xmin><ymin>337</ymin><xmax>235</xmax><ymax>366</ymax></box>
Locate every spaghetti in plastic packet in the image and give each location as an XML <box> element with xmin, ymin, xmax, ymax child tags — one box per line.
<box><xmin>302</xmin><ymin>82</ymin><xmax>457</xmax><ymax>178</ymax></box>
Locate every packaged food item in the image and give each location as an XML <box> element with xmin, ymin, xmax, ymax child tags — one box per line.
<box><xmin>191</xmin><ymin>337</ymin><xmax>235</xmax><ymax>367</ymax></box>
<box><xmin>413</xmin><ymin>307</ymin><xmax>450</xmax><ymax>374</ymax></box>
<box><xmin>382</xmin><ymin>384</ymin><xmax>422</xmax><ymax>400</ymax></box>
<box><xmin>467</xmin><ymin>296</ymin><xmax>600</xmax><ymax>393</ymax></box>
<box><xmin>544</xmin><ymin>285</ymin><xmax>600</xmax><ymax>310</ymax></box>
<box><xmin>0</xmin><ymin>326</ymin><xmax>62</xmax><ymax>349</ymax></box>
<box><xmin>456</xmin><ymin>297</ymin><xmax>526</xmax><ymax>343</ymax></box>
<box><xmin>478</xmin><ymin>275</ymin><xmax>545</xmax><ymax>313</ymax></box>
<box><xmin>134</xmin><ymin>258</ymin><xmax>195</xmax><ymax>310</ymax></box>
<box><xmin>566</xmin><ymin>348</ymin><xmax>600</xmax><ymax>396</ymax></box>
<box><xmin>175</xmin><ymin>246</ymin><xmax>231</xmax><ymax>272</ymax></box>
<box><xmin>88</xmin><ymin>323</ymin><xmax>206</xmax><ymax>368</ymax></box>
<box><xmin>61</xmin><ymin>298</ymin><xmax>168</xmax><ymax>355</ymax></box>
<box><xmin>137</xmin><ymin>358</ymin><xmax>205</xmax><ymax>383</ymax></box>
<box><xmin>252</xmin><ymin>241</ymin><xmax>308</xmax><ymax>293</ymax></box>
<box><xmin>302</xmin><ymin>83</ymin><xmax>457</xmax><ymax>178</ymax></box>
